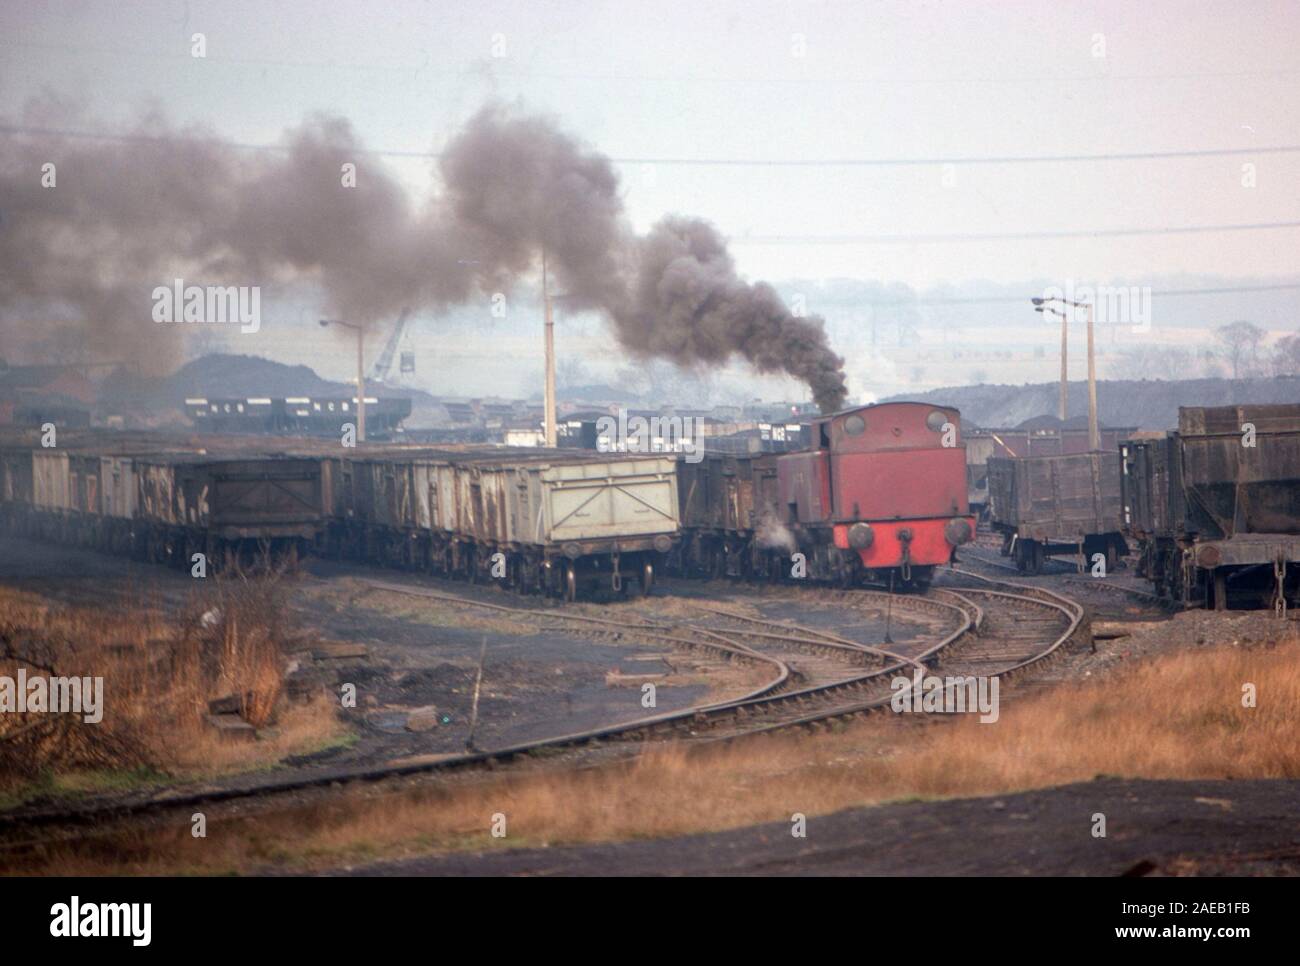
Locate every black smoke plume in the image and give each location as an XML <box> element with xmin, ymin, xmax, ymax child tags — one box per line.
<box><xmin>0</xmin><ymin>100</ymin><xmax>847</xmax><ymax>410</ymax></box>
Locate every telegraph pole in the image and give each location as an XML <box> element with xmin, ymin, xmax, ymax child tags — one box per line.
<box><xmin>1031</xmin><ymin>296</ymin><xmax>1098</xmax><ymax>450</ymax></box>
<box><xmin>542</xmin><ymin>249</ymin><xmax>557</xmax><ymax>448</ymax></box>
<box><xmin>1058</xmin><ymin>308</ymin><xmax>1068</xmax><ymax>422</ymax></box>
<box><xmin>1085</xmin><ymin>300</ymin><xmax>1098</xmax><ymax>451</ymax></box>
<box><xmin>319</xmin><ymin>318</ymin><xmax>367</xmax><ymax>442</ymax></box>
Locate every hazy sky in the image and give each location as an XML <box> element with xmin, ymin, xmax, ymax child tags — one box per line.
<box><xmin>2</xmin><ymin>1</ymin><xmax>1298</xmax><ymax>400</ymax></box>
<box><xmin>5</xmin><ymin>0</ymin><xmax>1298</xmax><ymax>285</ymax></box>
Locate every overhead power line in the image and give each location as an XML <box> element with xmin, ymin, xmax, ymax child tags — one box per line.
<box><xmin>2</xmin><ymin>123</ymin><xmax>1297</xmax><ymax>167</ymax></box>
<box><xmin>733</xmin><ymin>222</ymin><xmax>1300</xmax><ymax>244</ymax></box>
<box><xmin>4</xmin><ymin>39</ymin><xmax>1299</xmax><ymax>86</ymax></box>
<box><xmin>841</xmin><ymin>282</ymin><xmax>1300</xmax><ymax>307</ymax></box>
<box><xmin>602</xmin><ymin>146</ymin><xmax>1300</xmax><ymax>167</ymax></box>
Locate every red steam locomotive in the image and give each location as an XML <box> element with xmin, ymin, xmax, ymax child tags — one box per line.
<box><xmin>675</xmin><ymin>401</ymin><xmax>977</xmax><ymax>590</ymax></box>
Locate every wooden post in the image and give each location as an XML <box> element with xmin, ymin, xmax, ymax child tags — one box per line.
<box><xmin>466</xmin><ymin>635</ymin><xmax>488</xmax><ymax>750</ymax></box>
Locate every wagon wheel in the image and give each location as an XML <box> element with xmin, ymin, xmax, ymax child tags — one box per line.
<box><xmin>1152</xmin><ymin>551</ymin><xmax>1170</xmax><ymax>598</ymax></box>
<box><xmin>1027</xmin><ymin>541</ymin><xmax>1043</xmax><ymax>576</ymax></box>
<box><xmin>640</xmin><ymin>560</ymin><xmax>654</xmax><ymax>597</ymax></box>
<box><xmin>564</xmin><ymin>562</ymin><xmax>577</xmax><ymax>602</ymax></box>
<box><xmin>517</xmin><ymin>557</ymin><xmax>540</xmax><ymax>596</ymax></box>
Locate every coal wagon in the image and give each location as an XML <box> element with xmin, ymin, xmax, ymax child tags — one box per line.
<box><xmin>675</xmin><ymin>452</ymin><xmax>783</xmax><ymax>579</ymax></box>
<box><xmin>1122</xmin><ymin>404</ymin><xmax>1300</xmax><ymax>609</ymax></box>
<box><xmin>986</xmin><ymin>452</ymin><xmax>1127</xmax><ymax>574</ymax></box>
<box><xmin>965</xmin><ymin>425</ymin><xmax>1134</xmax><ymax>518</ymax></box>
<box><xmin>0</xmin><ymin>435</ymin><xmax>328</xmax><ymax>570</ymax></box>
<box><xmin>321</xmin><ymin>449</ymin><xmax>681</xmax><ymax>599</ymax></box>
<box><xmin>201</xmin><ymin>456</ymin><xmax>326</xmax><ymax>566</ymax></box>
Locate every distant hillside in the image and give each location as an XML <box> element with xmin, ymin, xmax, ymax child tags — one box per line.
<box><xmin>886</xmin><ymin>376</ymin><xmax>1300</xmax><ymax>430</ymax></box>
<box><xmin>97</xmin><ymin>354</ymin><xmax>448</xmax><ymax>427</ymax></box>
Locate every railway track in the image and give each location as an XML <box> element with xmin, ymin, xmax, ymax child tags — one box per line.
<box><xmin>958</xmin><ymin>543</ymin><xmax>1175</xmax><ymax>617</ymax></box>
<box><xmin>681</xmin><ymin>578</ymin><xmax>1082</xmax><ymax>740</ymax></box>
<box><xmin>0</xmin><ymin>574</ymin><xmax>1087</xmax><ymax>850</ymax></box>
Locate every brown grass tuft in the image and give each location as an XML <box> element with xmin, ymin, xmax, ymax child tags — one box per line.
<box><xmin>0</xmin><ymin>571</ymin><xmax>345</xmax><ymax>798</ymax></box>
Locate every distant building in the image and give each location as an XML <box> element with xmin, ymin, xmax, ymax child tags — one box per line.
<box><xmin>184</xmin><ymin>394</ymin><xmax>412</xmax><ymax>437</ymax></box>
<box><xmin>503</xmin><ymin>418</ymin><xmax>545</xmax><ymax>447</ymax></box>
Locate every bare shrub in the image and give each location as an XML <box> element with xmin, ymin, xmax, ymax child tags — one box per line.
<box><xmin>0</xmin><ymin>568</ymin><xmax>330</xmax><ymax>792</ymax></box>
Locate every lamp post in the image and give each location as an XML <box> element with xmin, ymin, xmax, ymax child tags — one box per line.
<box><xmin>1033</xmin><ymin>301</ymin><xmax>1069</xmax><ymax>421</ymax></box>
<box><xmin>319</xmin><ymin>318</ymin><xmax>367</xmax><ymax>443</ymax></box>
<box><xmin>1032</xmin><ymin>296</ymin><xmax>1098</xmax><ymax>451</ymax></box>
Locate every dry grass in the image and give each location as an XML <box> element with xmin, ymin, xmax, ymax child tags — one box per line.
<box><xmin>10</xmin><ymin>630</ymin><xmax>1299</xmax><ymax>875</ymax></box>
<box><xmin>0</xmin><ymin>573</ymin><xmax>347</xmax><ymax>801</ymax></box>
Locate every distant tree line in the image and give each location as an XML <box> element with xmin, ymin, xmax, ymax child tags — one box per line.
<box><xmin>1110</xmin><ymin>322</ymin><xmax>1300</xmax><ymax>381</ymax></box>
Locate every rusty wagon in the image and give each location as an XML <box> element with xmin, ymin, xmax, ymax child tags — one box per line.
<box><xmin>986</xmin><ymin>451</ymin><xmax>1128</xmax><ymax>575</ymax></box>
<box><xmin>1122</xmin><ymin>404</ymin><xmax>1300</xmax><ymax>610</ymax></box>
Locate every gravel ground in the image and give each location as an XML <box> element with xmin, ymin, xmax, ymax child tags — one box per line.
<box><xmin>338</xmin><ymin>777</ymin><xmax>1300</xmax><ymax>876</ymax></box>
